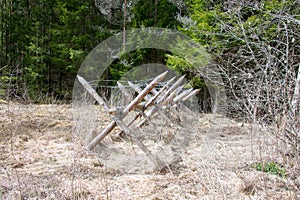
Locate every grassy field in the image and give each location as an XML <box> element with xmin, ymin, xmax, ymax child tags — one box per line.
<box><xmin>0</xmin><ymin>102</ymin><xmax>299</xmax><ymax>199</ymax></box>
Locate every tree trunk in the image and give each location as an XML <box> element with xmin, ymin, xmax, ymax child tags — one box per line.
<box><xmin>123</xmin><ymin>0</ymin><xmax>126</xmax><ymax>48</ymax></box>
<box><xmin>154</xmin><ymin>0</ymin><xmax>159</xmax><ymax>26</ymax></box>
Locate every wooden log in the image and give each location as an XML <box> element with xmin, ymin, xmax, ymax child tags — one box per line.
<box><xmin>128</xmin><ymin>81</ymin><xmax>171</xmax><ymax>122</ymax></box>
<box><xmin>173</xmin><ymin>88</ymin><xmax>201</xmax><ymax>114</ymax></box>
<box><xmin>150</xmin><ymin>76</ymin><xmax>176</xmax><ymax>93</ymax></box>
<box><xmin>144</xmin><ymin>77</ymin><xmax>174</xmax><ymax>107</ymax></box>
<box><xmin>77</xmin><ymin>75</ymin><xmax>110</xmax><ymax>111</ymax></box>
<box><xmin>146</xmin><ymin>76</ymin><xmax>176</xmax><ymax>97</ymax></box>
<box><xmin>165</xmin><ymin>88</ymin><xmax>200</xmax><ymax>115</ymax></box>
<box><xmin>158</xmin><ymin>75</ymin><xmax>186</xmax><ymax>103</ymax></box>
<box><xmin>128</xmin><ymin>81</ymin><xmax>152</xmax><ymax>102</ymax></box>
<box><xmin>182</xmin><ymin>89</ymin><xmax>201</xmax><ymax>101</ymax></box>
<box><xmin>137</xmin><ymin>86</ymin><xmax>183</xmax><ymax>128</ymax></box>
<box><xmin>173</xmin><ymin>88</ymin><xmax>193</xmax><ymax>103</ymax></box>
<box><xmin>163</xmin><ymin>85</ymin><xmax>184</xmax><ymax>106</ymax></box>
<box><xmin>122</xmin><ymin>71</ymin><xmax>168</xmax><ymax>115</ymax></box>
<box><xmin>87</xmin><ymin>71</ymin><xmax>168</xmax><ymax>150</ymax></box>
<box><xmin>87</xmin><ymin>121</ymin><xmax>116</xmax><ymax>150</ymax></box>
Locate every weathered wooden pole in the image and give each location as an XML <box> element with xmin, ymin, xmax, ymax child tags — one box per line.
<box><xmin>173</xmin><ymin>88</ymin><xmax>193</xmax><ymax>103</ymax></box>
<box><xmin>182</xmin><ymin>89</ymin><xmax>201</xmax><ymax>101</ymax></box>
<box><xmin>159</xmin><ymin>75</ymin><xmax>186</xmax><ymax>103</ymax></box>
<box><xmin>163</xmin><ymin>85</ymin><xmax>184</xmax><ymax>106</ymax></box>
<box><xmin>77</xmin><ymin>75</ymin><xmax>110</xmax><ymax>111</ymax></box>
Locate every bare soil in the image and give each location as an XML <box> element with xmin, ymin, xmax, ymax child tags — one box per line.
<box><xmin>0</xmin><ymin>103</ymin><xmax>299</xmax><ymax>199</ymax></box>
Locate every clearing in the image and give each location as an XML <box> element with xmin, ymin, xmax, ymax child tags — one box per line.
<box><xmin>0</xmin><ymin>103</ymin><xmax>299</xmax><ymax>199</ymax></box>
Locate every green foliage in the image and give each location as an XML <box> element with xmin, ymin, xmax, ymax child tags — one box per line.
<box><xmin>0</xmin><ymin>0</ymin><xmax>111</xmax><ymax>101</ymax></box>
<box><xmin>1</xmin><ymin>0</ymin><xmax>297</xmax><ymax>104</ymax></box>
<box><xmin>166</xmin><ymin>54</ymin><xmax>192</xmax><ymax>74</ymax></box>
<box><xmin>116</xmin><ymin>0</ymin><xmax>183</xmax><ymax>85</ymax></box>
<box><xmin>165</xmin><ymin>33</ymin><xmax>211</xmax><ymax>88</ymax></box>
<box><xmin>184</xmin><ymin>0</ymin><xmax>297</xmax><ymax>51</ymax></box>
<box><xmin>253</xmin><ymin>161</ymin><xmax>286</xmax><ymax>177</ymax></box>
<box><xmin>131</xmin><ymin>0</ymin><xmax>180</xmax><ymax>28</ymax></box>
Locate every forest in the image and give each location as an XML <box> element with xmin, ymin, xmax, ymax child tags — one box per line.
<box><xmin>0</xmin><ymin>0</ymin><xmax>298</xmax><ymax>101</ymax></box>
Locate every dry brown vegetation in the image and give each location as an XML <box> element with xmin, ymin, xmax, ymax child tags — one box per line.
<box><xmin>0</xmin><ymin>102</ymin><xmax>299</xmax><ymax>199</ymax></box>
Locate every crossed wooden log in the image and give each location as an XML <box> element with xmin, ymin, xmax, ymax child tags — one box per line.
<box><xmin>77</xmin><ymin>71</ymin><xmax>200</xmax><ymax>168</ymax></box>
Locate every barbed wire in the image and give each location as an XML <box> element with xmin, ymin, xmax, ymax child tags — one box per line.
<box><xmin>87</xmin><ymin>77</ymin><xmax>174</xmax><ymax>89</ymax></box>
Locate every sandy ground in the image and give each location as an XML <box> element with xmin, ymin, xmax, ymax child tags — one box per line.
<box><xmin>0</xmin><ymin>103</ymin><xmax>299</xmax><ymax>199</ymax></box>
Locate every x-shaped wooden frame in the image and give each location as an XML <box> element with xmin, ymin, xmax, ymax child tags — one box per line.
<box><xmin>77</xmin><ymin>71</ymin><xmax>200</xmax><ymax>167</ymax></box>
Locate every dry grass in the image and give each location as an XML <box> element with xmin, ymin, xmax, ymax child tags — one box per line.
<box><xmin>0</xmin><ymin>102</ymin><xmax>299</xmax><ymax>199</ymax></box>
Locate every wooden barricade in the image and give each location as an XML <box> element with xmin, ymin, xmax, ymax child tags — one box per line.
<box><xmin>77</xmin><ymin>71</ymin><xmax>200</xmax><ymax>168</ymax></box>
